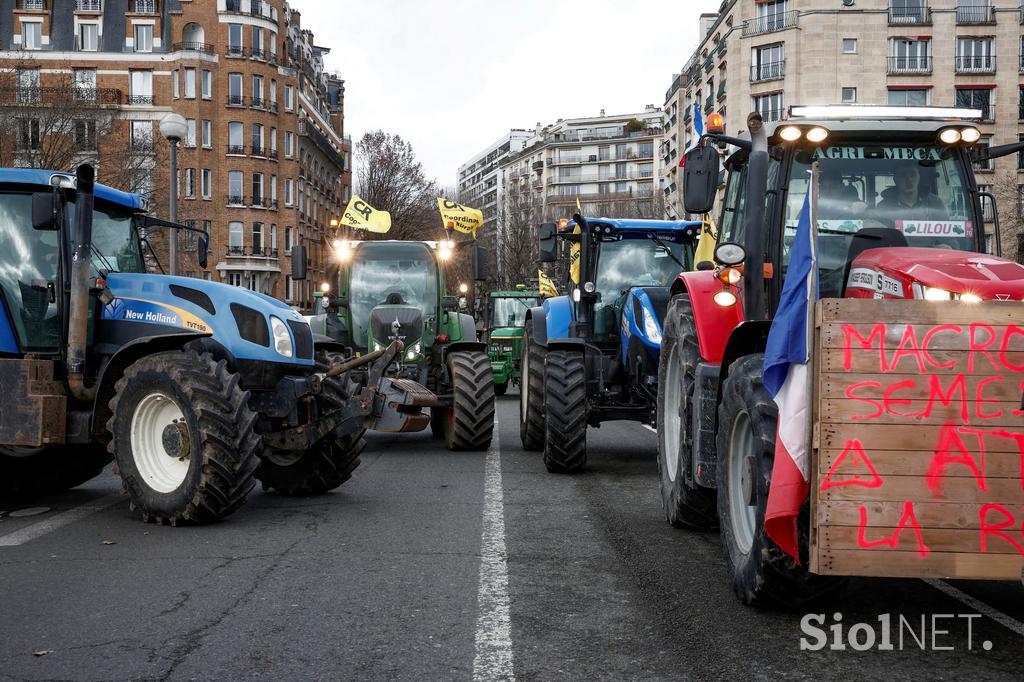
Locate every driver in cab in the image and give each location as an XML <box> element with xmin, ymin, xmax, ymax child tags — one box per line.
<box><xmin>875</xmin><ymin>162</ymin><xmax>944</xmax><ymax>224</ymax></box>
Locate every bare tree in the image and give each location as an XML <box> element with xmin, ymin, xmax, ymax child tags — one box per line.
<box><xmin>988</xmin><ymin>169</ymin><xmax>1024</xmax><ymax>262</ymax></box>
<box><xmin>355</xmin><ymin>130</ymin><xmax>438</xmax><ymax>240</ymax></box>
<box><xmin>498</xmin><ymin>177</ymin><xmax>542</xmax><ymax>288</ymax></box>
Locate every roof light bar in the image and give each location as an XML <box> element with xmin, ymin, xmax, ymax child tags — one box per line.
<box><xmin>788</xmin><ymin>105</ymin><xmax>982</xmax><ymax>121</ymax></box>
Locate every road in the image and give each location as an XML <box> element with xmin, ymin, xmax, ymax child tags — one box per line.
<box><xmin>0</xmin><ymin>394</ymin><xmax>1021</xmax><ymax>681</ymax></box>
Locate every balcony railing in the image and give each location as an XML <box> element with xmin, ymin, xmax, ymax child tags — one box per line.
<box><xmin>0</xmin><ymin>85</ymin><xmax>121</xmax><ymax>106</ymax></box>
<box><xmin>888</xmin><ymin>3</ymin><xmax>930</xmax><ymax>24</ymax></box>
<box><xmin>174</xmin><ymin>42</ymin><xmax>215</xmax><ymax>55</ymax></box>
<box><xmin>249</xmin><ymin>247</ymin><xmax>279</xmax><ymax>259</ymax></box>
<box><xmin>742</xmin><ymin>11</ymin><xmax>797</xmax><ymax>37</ymax></box>
<box><xmin>756</xmin><ymin>108</ymin><xmax>784</xmax><ymax>123</ymax></box>
<box><xmin>887</xmin><ymin>55</ymin><xmax>932</xmax><ymax>74</ymax></box>
<box><xmin>75</xmin><ymin>0</ymin><xmax>101</xmax><ymax>11</ymax></box>
<box><xmin>127</xmin><ymin>94</ymin><xmax>154</xmax><ymax>105</ymax></box>
<box><xmin>226</xmin><ymin>45</ymin><xmax>248</xmax><ymax>58</ymax></box>
<box><xmin>267</xmin><ymin>148</ymin><xmax>279</xmax><ymax>160</ymax></box>
<box><xmin>132</xmin><ymin>0</ymin><xmax>155</xmax><ymax>13</ymax></box>
<box><xmin>227</xmin><ymin>94</ymin><xmax>246</xmax><ymax>106</ymax></box>
<box><xmin>250</xmin><ymin>96</ymin><xmax>265</xmax><ymax>109</ymax></box>
<box><xmin>251</xmin><ymin>48</ymin><xmax>267</xmax><ymax>61</ymax></box>
<box><xmin>957</xmin><ymin>4</ymin><xmax>994</xmax><ymax>24</ymax></box>
<box><xmin>226</xmin><ymin>144</ymin><xmax>245</xmax><ymax>155</ymax></box>
<box><xmin>21</xmin><ymin>0</ymin><xmax>45</xmax><ymax>10</ymax></box>
<box><xmin>955</xmin><ymin>55</ymin><xmax>996</xmax><ymax>73</ymax></box>
<box><xmin>227</xmin><ymin>195</ymin><xmax>247</xmax><ymax>207</ymax></box>
<box><xmin>269</xmin><ymin>101</ymin><xmax>278</xmax><ymax>113</ymax></box>
<box><xmin>751</xmin><ymin>60</ymin><xmax>785</xmax><ymax>82</ymax></box>
<box><xmin>251</xmin><ymin>145</ymin><xmax>267</xmax><ymax>157</ymax></box>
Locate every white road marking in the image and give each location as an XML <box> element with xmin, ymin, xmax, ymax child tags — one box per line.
<box><xmin>0</xmin><ymin>493</ymin><xmax>123</xmax><ymax>547</ymax></box>
<box><xmin>473</xmin><ymin>418</ymin><xmax>515</xmax><ymax>681</ymax></box>
<box><xmin>923</xmin><ymin>579</ymin><xmax>1024</xmax><ymax>638</ymax></box>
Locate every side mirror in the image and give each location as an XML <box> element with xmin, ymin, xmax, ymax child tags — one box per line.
<box><xmin>682</xmin><ymin>145</ymin><xmax>721</xmax><ymax>214</ymax></box>
<box><xmin>291</xmin><ymin>244</ymin><xmax>308</xmax><ymax>280</ymax></box>
<box><xmin>472</xmin><ymin>243</ymin><xmax>488</xmax><ymax>281</ymax></box>
<box><xmin>197</xmin><ymin>234</ymin><xmax>209</xmax><ymax>269</ymax></box>
<box><xmin>32</xmin><ymin>191</ymin><xmax>58</xmax><ymax>230</ymax></box>
<box><xmin>538</xmin><ymin>222</ymin><xmax>558</xmax><ymax>262</ymax></box>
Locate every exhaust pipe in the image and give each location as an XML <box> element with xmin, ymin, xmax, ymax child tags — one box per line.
<box><xmin>66</xmin><ymin>164</ymin><xmax>97</xmax><ymax>402</ymax></box>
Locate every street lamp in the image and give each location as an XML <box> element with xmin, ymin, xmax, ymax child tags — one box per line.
<box><xmin>160</xmin><ymin>112</ymin><xmax>187</xmax><ymax>276</ymax></box>
<box><xmin>459</xmin><ymin>282</ymin><xmax>468</xmax><ymax>294</ymax></box>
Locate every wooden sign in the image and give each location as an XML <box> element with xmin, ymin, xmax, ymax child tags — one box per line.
<box><xmin>810</xmin><ymin>299</ymin><xmax>1024</xmax><ymax>581</ymax></box>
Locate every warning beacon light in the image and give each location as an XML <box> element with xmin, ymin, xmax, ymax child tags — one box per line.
<box><xmin>706</xmin><ymin>113</ymin><xmax>725</xmax><ymax>135</ymax></box>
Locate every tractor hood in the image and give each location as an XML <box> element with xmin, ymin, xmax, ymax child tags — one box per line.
<box><xmin>849</xmin><ymin>247</ymin><xmax>1024</xmax><ymax>301</ymax></box>
<box><xmin>102</xmin><ymin>272</ymin><xmax>314</xmax><ymax>365</ymax></box>
<box><xmin>369</xmin><ymin>304</ymin><xmax>424</xmax><ymax>350</ymax></box>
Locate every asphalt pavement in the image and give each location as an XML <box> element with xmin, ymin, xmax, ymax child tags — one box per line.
<box><xmin>0</xmin><ymin>395</ymin><xmax>1021</xmax><ymax>681</ymax></box>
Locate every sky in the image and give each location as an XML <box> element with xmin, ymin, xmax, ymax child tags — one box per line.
<box><xmin>298</xmin><ymin>0</ymin><xmax>722</xmax><ymax>188</ymax></box>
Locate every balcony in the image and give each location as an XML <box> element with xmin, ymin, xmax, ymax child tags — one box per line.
<box><xmin>957</xmin><ymin>4</ymin><xmax>994</xmax><ymax>24</ymax></box>
<box><xmin>250</xmin><ymin>96</ymin><xmax>265</xmax><ymax>110</ymax></box>
<box><xmin>269</xmin><ymin>101</ymin><xmax>278</xmax><ymax>113</ymax></box>
<box><xmin>955</xmin><ymin>55</ymin><xmax>996</xmax><ymax>74</ymax></box>
<box><xmin>751</xmin><ymin>60</ymin><xmax>785</xmax><ymax>83</ymax></box>
<box><xmin>717</xmin><ymin>81</ymin><xmax>727</xmax><ymax>101</ymax></box>
<box><xmin>226</xmin><ymin>144</ymin><xmax>246</xmax><ymax>155</ymax></box>
<box><xmin>251</xmin><ymin>144</ymin><xmax>267</xmax><ymax>158</ymax></box>
<box><xmin>250</xmin><ymin>48</ymin><xmax>268</xmax><ymax>62</ymax></box>
<box><xmin>75</xmin><ymin>0</ymin><xmax>101</xmax><ymax>11</ymax></box>
<box><xmin>742</xmin><ymin>11</ymin><xmax>797</xmax><ymax>37</ymax></box>
<box><xmin>704</xmin><ymin>95</ymin><xmax>714</xmax><ymax>113</ymax></box>
<box><xmin>226</xmin><ymin>45</ymin><xmax>248</xmax><ymax>59</ymax></box>
<box><xmin>299</xmin><ymin>120</ymin><xmax>345</xmax><ymax>172</ymax></box>
<box><xmin>227</xmin><ymin>195</ymin><xmax>247</xmax><ymax>207</ymax></box>
<box><xmin>174</xmin><ymin>42</ymin><xmax>215</xmax><ymax>55</ymax></box>
<box><xmin>888</xmin><ymin>3</ymin><xmax>930</xmax><ymax>24</ymax></box>
<box><xmin>887</xmin><ymin>55</ymin><xmax>932</xmax><ymax>74</ymax></box>
<box><xmin>0</xmin><ymin>85</ymin><xmax>121</xmax><ymax>106</ymax></box>
<box><xmin>227</xmin><ymin>94</ymin><xmax>246</xmax><ymax>106</ymax></box>
<box><xmin>126</xmin><ymin>94</ymin><xmax>154</xmax><ymax>106</ymax></box>
<box><xmin>266</xmin><ymin>148</ymin><xmax>279</xmax><ymax>160</ymax></box>
<box><xmin>132</xmin><ymin>0</ymin><xmax>155</xmax><ymax>13</ymax></box>
<box><xmin>20</xmin><ymin>0</ymin><xmax>45</xmax><ymax>10</ymax></box>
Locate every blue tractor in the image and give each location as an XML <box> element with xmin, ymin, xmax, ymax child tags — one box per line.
<box><xmin>519</xmin><ymin>216</ymin><xmax>701</xmax><ymax>473</ymax></box>
<box><xmin>0</xmin><ymin>165</ymin><xmax>432</xmax><ymax>523</ymax></box>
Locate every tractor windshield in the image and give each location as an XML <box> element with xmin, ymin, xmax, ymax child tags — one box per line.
<box><xmin>491</xmin><ymin>297</ymin><xmax>537</xmax><ymax>329</ymax></box>
<box><xmin>593</xmin><ymin>238</ymin><xmax>690</xmax><ymax>337</ymax></box>
<box><xmin>783</xmin><ymin>142</ymin><xmax>975</xmax><ymax>297</ymax></box>
<box><xmin>349</xmin><ymin>242</ymin><xmax>439</xmax><ymax>349</ymax></box>
<box><xmin>66</xmin><ymin>200</ymin><xmax>146</xmax><ymax>275</ymax></box>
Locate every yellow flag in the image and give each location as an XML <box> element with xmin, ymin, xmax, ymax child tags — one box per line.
<box><xmin>693</xmin><ymin>214</ymin><xmax>718</xmax><ymax>269</ymax></box>
<box><xmin>437</xmin><ymin>198</ymin><xmax>484</xmax><ymax>236</ymax></box>
<box><xmin>538</xmin><ymin>269</ymin><xmax>558</xmax><ymax>298</ymax></box>
<box><xmin>568</xmin><ymin>224</ymin><xmax>582</xmax><ymax>284</ymax></box>
<box><xmin>339</xmin><ymin>195</ymin><xmax>391</xmax><ymax>234</ymax></box>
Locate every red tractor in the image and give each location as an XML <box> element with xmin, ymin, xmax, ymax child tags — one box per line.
<box><xmin>659</xmin><ymin>105</ymin><xmax>1024</xmax><ymax>607</ymax></box>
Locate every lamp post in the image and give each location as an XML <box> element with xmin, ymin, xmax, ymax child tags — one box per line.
<box><xmin>159</xmin><ymin>112</ymin><xmax>188</xmax><ymax>275</ymax></box>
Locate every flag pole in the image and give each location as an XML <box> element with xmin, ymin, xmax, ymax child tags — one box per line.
<box><xmin>806</xmin><ymin>161</ymin><xmax>820</xmax><ymax>466</ymax></box>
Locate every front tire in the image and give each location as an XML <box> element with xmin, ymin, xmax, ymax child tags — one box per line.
<box><xmin>543</xmin><ymin>351</ymin><xmax>587</xmax><ymax>473</ymax></box>
<box><xmin>108</xmin><ymin>351</ymin><xmax>259</xmax><ymax>525</ymax></box>
<box><xmin>443</xmin><ymin>351</ymin><xmax>495</xmax><ymax>451</ymax></box>
<box><xmin>519</xmin><ymin>323</ymin><xmax>546</xmax><ymax>451</ymax></box>
<box><xmin>716</xmin><ymin>354</ymin><xmax>845</xmax><ymax>608</ymax></box>
<box><xmin>0</xmin><ymin>445</ymin><xmax>111</xmax><ymax>500</ymax></box>
<box><xmin>657</xmin><ymin>294</ymin><xmax>718</xmax><ymax>530</ymax></box>
<box><xmin>256</xmin><ymin>350</ymin><xmax>366</xmax><ymax>495</ymax></box>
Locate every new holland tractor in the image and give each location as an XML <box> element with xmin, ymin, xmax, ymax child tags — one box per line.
<box><xmin>519</xmin><ymin>217</ymin><xmax>702</xmax><ymax>473</ymax></box>
<box><xmin>659</xmin><ymin>105</ymin><xmax>1024</xmax><ymax>607</ymax></box>
<box><xmin>307</xmin><ymin>238</ymin><xmax>495</xmax><ymax>450</ymax></box>
<box><xmin>0</xmin><ymin>165</ymin><xmax>433</xmax><ymax>523</ymax></box>
<box><xmin>483</xmin><ymin>285</ymin><xmax>539</xmax><ymax>396</ymax></box>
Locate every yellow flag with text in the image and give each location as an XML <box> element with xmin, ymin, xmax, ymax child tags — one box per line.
<box><xmin>569</xmin><ymin>224</ymin><xmax>582</xmax><ymax>284</ymax></box>
<box><xmin>437</xmin><ymin>198</ymin><xmax>484</xmax><ymax>236</ymax></box>
<box><xmin>339</xmin><ymin>195</ymin><xmax>391</xmax><ymax>234</ymax></box>
<box><xmin>693</xmin><ymin>214</ymin><xmax>718</xmax><ymax>269</ymax></box>
<box><xmin>538</xmin><ymin>269</ymin><xmax>558</xmax><ymax>298</ymax></box>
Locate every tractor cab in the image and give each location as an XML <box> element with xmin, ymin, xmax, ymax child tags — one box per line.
<box><xmin>484</xmin><ymin>286</ymin><xmax>539</xmax><ymax>395</ymax></box>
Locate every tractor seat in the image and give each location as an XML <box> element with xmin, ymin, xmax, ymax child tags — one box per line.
<box><xmin>840</xmin><ymin>228</ymin><xmax>908</xmax><ymax>296</ymax></box>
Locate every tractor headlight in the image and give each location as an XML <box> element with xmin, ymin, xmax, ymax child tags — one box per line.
<box><xmin>405</xmin><ymin>342</ymin><xmax>422</xmax><ymax>361</ymax></box>
<box><xmin>641</xmin><ymin>306</ymin><xmax>662</xmax><ymax>344</ymax></box>
<box><xmin>921</xmin><ymin>285</ymin><xmax>954</xmax><ymax>301</ymax></box>
<box><xmin>270</xmin><ymin>316</ymin><xmax>293</xmax><ymax>358</ymax></box>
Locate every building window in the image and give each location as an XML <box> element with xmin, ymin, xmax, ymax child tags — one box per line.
<box><xmin>956</xmin><ymin>36</ymin><xmax>995</xmax><ymax>73</ymax></box>
<box><xmin>201</xmin><ymin>69</ymin><xmax>212</xmax><ymax>98</ymax></box>
<box><xmin>184</xmin><ymin>168</ymin><xmax>196</xmax><ymax>198</ymax></box>
<box><xmin>228</xmin><ymin>122</ymin><xmax>244</xmax><ymax>153</ymax></box>
<box><xmin>957</xmin><ymin>0</ymin><xmax>993</xmax><ymax>24</ymax></box>
<box><xmin>285</xmin><ymin>275</ymin><xmax>293</xmax><ymax>301</ymax></box>
<box><xmin>74</xmin><ymin>120</ymin><xmax>96</xmax><ymax>150</ymax></box>
<box><xmin>285</xmin><ymin>179</ymin><xmax>294</xmax><ymax>205</ymax></box>
<box><xmin>270</xmin><ymin>175</ymin><xmax>277</xmax><ymax>205</ymax></box>
<box><xmin>252</xmin><ymin>172</ymin><xmax>264</xmax><ymax>204</ymax></box>
<box><xmin>184</xmin><ymin>67</ymin><xmax>196</xmax><ymax>98</ymax></box>
<box><xmin>226</xmin><ymin>273</ymin><xmax>242</xmax><ymax>287</ymax></box>
<box><xmin>228</xmin><ymin>73</ymin><xmax>243</xmax><ymax>105</ymax></box>
<box><xmin>22</xmin><ymin>21</ymin><xmax>41</xmax><ymax>50</ymax></box>
<box><xmin>252</xmin><ymin>222</ymin><xmax>264</xmax><ymax>253</ymax></box>
<box><xmin>889</xmin><ymin>38</ymin><xmax>930</xmax><ymax>74</ymax></box>
<box><xmin>888</xmin><ymin>87</ymin><xmax>929</xmax><ymax>106</ymax></box>
<box><xmin>252</xmin><ymin>75</ymin><xmax>264</xmax><ymax>107</ymax></box>
<box><xmin>751</xmin><ymin>43</ymin><xmax>784</xmax><ymax>82</ymax></box>
<box><xmin>131</xmin><ymin>120</ymin><xmax>152</xmax><ymax>150</ymax></box>
<box><xmin>252</xmin><ymin>123</ymin><xmax>264</xmax><ymax>154</ymax></box>
<box><xmin>73</xmin><ymin>69</ymin><xmax>96</xmax><ymax>102</ymax></box>
<box><xmin>842</xmin><ymin>38</ymin><xmax>857</xmax><ymax>54</ymax></box>
<box><xmin>201</xmin><ymin>119</ymin><xmax>212</xmax><ymax>148</ymax></box>
<box><xmin>754</xmin><ymin>0</ymin><xmax>789</xmax><ymax>32</ymax></box>
<box><xmin>185</xmin><ymin>118</ymin><xmax>196</xmax><ymax>147</ymax></box>
<box><xmin>16</xmin><ymin>68</ymin><xmax>39</xmax><ymax>103</ymax></box>
<box><xmin>270</xmin><ymin>128</ymin><xmax>277</xmax><ymax>155</ymax></box>
<box><xmin>973</xmin><ymin>136</ymin><xmax>992</xmax><ymax>172</ymax></box>
<box><xmin>841</xmin><ymin>87</ymin><xmax>857</xmax><ymax>103</ymax></box>
<box><xmin>270</xmin><ymin>80</ymin><xmax>277</xmax><ymax>108</ymax></box>
<box><xmin>285</xmin><ymin>131</ymin><xmax>294</xmax><ymax>157</ymax></box>
<box><xmin>284</xmin><ymin>227</ymin><xmax>293</xmax><ymax>253</ymax></box>
<box><xmin>78</xmin><ymin>23</ymin><xmax>98</xmax><ymax>51</ymax></box>
<box><xmin>890</xmin><ymin>0</ymin><xmax>928</xmax><ymax>24</ymax></box>
<box><xmin>172</xmin><ymin>69</ymin><xmax>179</xmax><ymax>98</ymax></box>
<box><xmin>129</xmin><ymin>70</ymin><xmax>153</xmax><ymax>105</ymax></box>
<box><xmin>955</xmin><ymin>87</ymin><xmax>994</xmax><ymax>121</ymax></box>
<box><xmin>201</xmin><ymin>169</ymin><xmax>212</xmax><ymax>198</ymax></box>
<box><xmin>753</xmin><ymin>92</ymin><xmax>783</xmax><ymax>122</ymax></box>
<box><xmin>251</xmin><ymin>26</ymin><xmax>264</xmax><ymax>59</ymax></box>
<box><xmin>134</xmin><ymin>24</ymin><xmax>153</xmax><ymax>53</ymax></box>
<box><xmin>228</xmin><ymin>222</ymin><xmax>244</xmax><ymax>254</ymax></box>
<box><xmin>17</xmin><ymin>118</ymin><xmax>40</xmax><ymax>151</ymax></box>
<box><xmin>228</xmin><ymin>24</ymin><xmax>244</xmax><ymax>56</ymax></box>
<box><xmin>228</xmin><ymin>171</ymin><xmax>244</xmax><ymax>205</ymax></box>
<box><xmin>285</xmin><ymin>85</ymin><xmax>294</xmax><ymax>110</ymax></box>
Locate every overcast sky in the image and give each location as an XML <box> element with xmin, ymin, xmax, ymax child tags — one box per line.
<box><xmin>299</xmin><ymin>0</ymin><xmax>721</xmax><ymax>189</ymax></box>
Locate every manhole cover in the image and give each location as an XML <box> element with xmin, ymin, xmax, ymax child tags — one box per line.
<box><xmin>9</xmin><ymin>506</ymin><xmax>50</xmax><ymax>518</ymax></box>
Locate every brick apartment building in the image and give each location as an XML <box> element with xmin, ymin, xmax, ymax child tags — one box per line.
<box><xmin>0</xmin><ymin>0</ymin><xmax>352</xmax><ymax>309</ymax></box>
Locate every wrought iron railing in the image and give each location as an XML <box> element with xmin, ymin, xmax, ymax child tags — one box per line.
<box><xmin>742</xmin><ymin>11</ymin><xmax>797</xmax><ymax>37</ymax></box>
<box><xmin>751</xmin><ymin>60</ymin><xmax>785</xmax><ymax>82</ymax></box>
<box><xmin>888</xmin><ymin>3</ymin><xmax>930</xmax><ymax>24</ymax></box>
<box><xmin>226</xmin><ymin>144</ymin><xmax>246</xmax><ymax>155</ymax></box>
<box><xmin>957</xmin><ymin>4</ymin><xmax>994</xmax><ymax>24</ymax></box>
<box><xmin>887</xmin><ymin>55</ymin><xmax>932</xmax><ymax>73</ymax></box>
<box><xmin>174</xmin><ymin>42</ymin><xmax>215</xmax><ymax>55</ymax></box>
<box><xmin>127</xmin><ymin>94</ymin><xmax>154</xmax><ymax>105</ymax></box>
<box><xmin>227</xmin><ymin>94</ymin><xmax>246</xmax><ymax>106</ymax></box>
<box><xmin>955</xmin><ymin>55</ymin><xmax>996</xmax><ymax>73</ymax></box>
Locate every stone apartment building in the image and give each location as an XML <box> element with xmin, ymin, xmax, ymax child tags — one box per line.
<box><xmin>456</xmin><ymin>129</ymin><xmax>531</xmax><ymax>237</ymax></box>
<box><xmin>0</xmin><ymin>0</ymin><xmax>352</xmax><ymax>309</ymax></box>
<box><xmin>662</xmin><ymin>0</ymin><xmax>1024</xmax><ymax>254</ymax></box>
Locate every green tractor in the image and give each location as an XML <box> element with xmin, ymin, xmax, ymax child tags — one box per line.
<box><xmin>483</xmin><ymin>286</ymin><xmax>539</xmax><ymax>396</ymax></box>
<box><xmin>308</xmin><ymin>238</ymin><xmax>495</xmax><ymax>450</ymax></box>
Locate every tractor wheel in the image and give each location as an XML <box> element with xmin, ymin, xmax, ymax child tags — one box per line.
<box><xmin>429</xmin><ymin>407</ymin><xmax>446</xmax><ymax>439</ymax></box>
<box><xmin>443</xmin><ymin>351</ymin><xmax>495</xmax><ymax>451</ymax></box>
<box><xmin>543</xmin><ymin>351</ymin><xmax>587</xmax><ymax>474</ymax></box>
<box><xmin>657</xmin><ymin>294</ymin><xmax>718</xmax><ymax>530</ymax></box>
<box><xmin>519</xmin><ymin>323</ymin><xmax>546</xmax><ymax>451</ymax></box>
<box><xmin>494</xmin><ymin>381</ymin><xmax>508</xmax><ymax>397</ymax></box>
<box><xmin>256</xmin><ymin>350</ymin><xmax>365</xmax><ymax>495</ymax></box>
<box><xmin>0</xmin><ymin>445</ymin><xmax>111</xmax><ymax>500</ymax></box>
<box><xmin>108</xmin><ymin>350</ymin><xmax>259</xmax><ymax>525</ymax></box>
<box><xmin>716</xmin><ymin>354</ymin><xmax>845</xmax><ymax>609</ymax></box>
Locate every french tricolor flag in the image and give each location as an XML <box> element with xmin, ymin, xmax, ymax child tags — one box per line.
<box><xmin>762</xmin><ymin>176</ymin><xmax>818</xmax><ymax>562</ymax></box>
<box><xmin>678</xmin><ymin>103</ymin><xmax>704</xmax><ymax>168</ymax></box>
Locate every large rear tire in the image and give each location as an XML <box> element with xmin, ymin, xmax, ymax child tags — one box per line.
<box><xmin>716</xmin><ymin>354</ymin><xmax>845</xmax><ymax>609</ymax></box>
<box><xmin>519</xmin><ymin>323</ymin><xmax>545</xmax><ymax>451</ymax></box>
<box><xmin>0</xmin><ymin>445</ymin><xmax>111</xmax><ymax>500</ymax></box>
<box><xmin>108</xmin><ymin>351</ymin><xmax>259</xmax><ymax>525</ymax></box>
<box><xmin>543</xmin><ymin>351</ymin><xmax>587</xmax><ymax>473</ymax></box>
<box><xmin>443</xmin><ymin>351</ymin><xmax>495</xmax><ymax>451</ymax></box>
<box><xmin>256</xmin><ymin>350</ymin><xmax>365</xmax><ymax>495</ymax></box>
<box><xmin>657</xmin><ymin>294</ymin><xmax>718</xmax><ymax>530</ymax></box>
